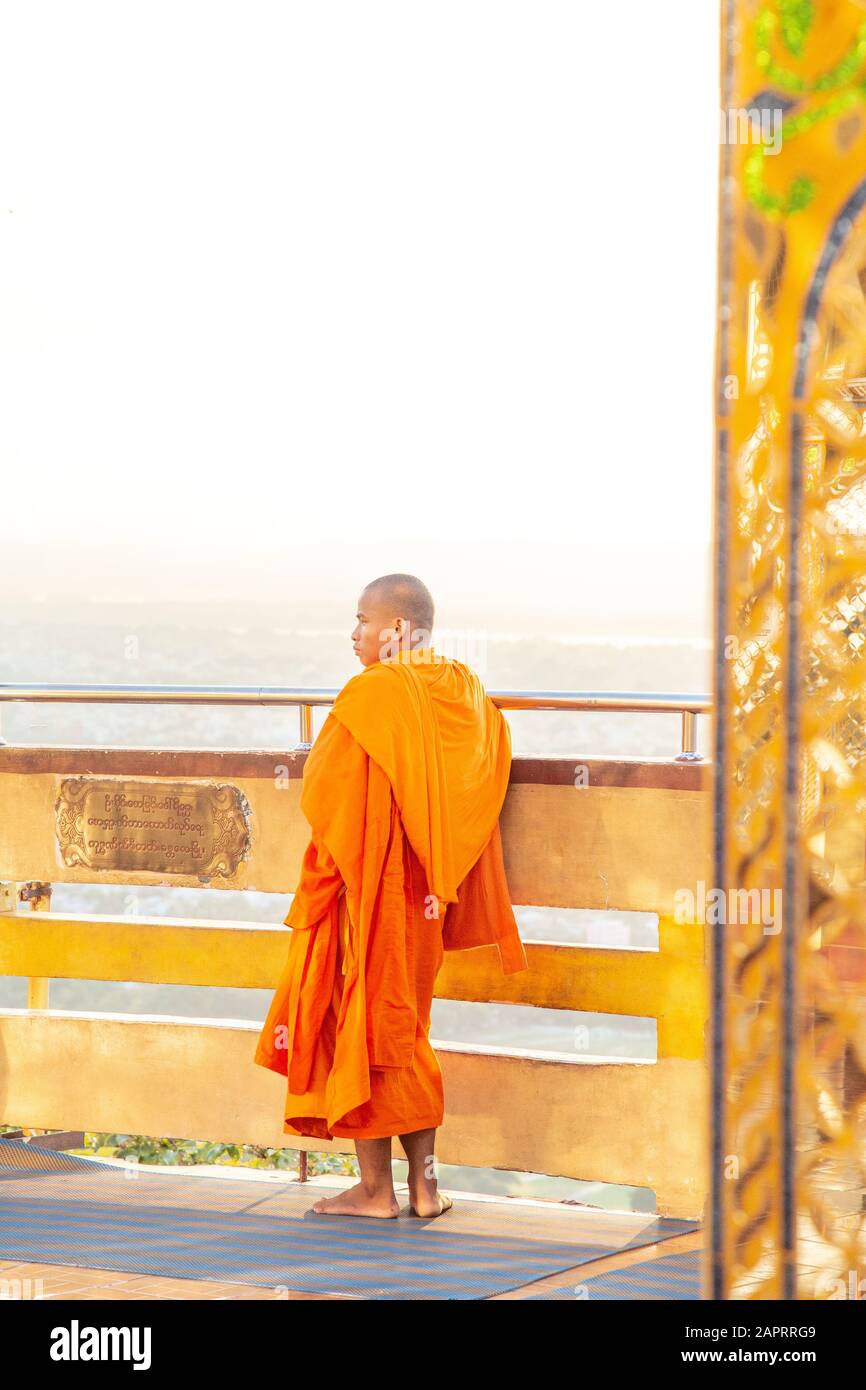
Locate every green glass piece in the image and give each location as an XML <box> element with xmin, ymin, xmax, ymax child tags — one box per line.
<box><xmin>779</xmin><ymin>0</ymin><xmax>814</xmax><ymax>58</ymax></box>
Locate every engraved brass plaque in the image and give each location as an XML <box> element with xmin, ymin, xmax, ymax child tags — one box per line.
<box><xmin>55</xmin><ymin>778</ymin><xmax>252</xmax><ymax>878</ymax></box>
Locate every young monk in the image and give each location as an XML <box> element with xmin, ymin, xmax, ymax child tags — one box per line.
<box><xmin>254</xmin><ymin>573</ymin><xmax>527</xmax><ymax>1218</ymax></box>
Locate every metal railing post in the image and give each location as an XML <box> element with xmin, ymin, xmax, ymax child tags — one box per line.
<box><xmin>676</xmin><ymin>709</ymin><xmax>702</xmax><ymax>762</ymax></box>
<box><xmin>298</xmin><ymin>703</ymin><xmax>313</xmax><ymax>750</ymax></box>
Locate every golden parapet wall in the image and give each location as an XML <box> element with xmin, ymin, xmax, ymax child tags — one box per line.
<box><xmin>0</xmin><ymin>746</ymin><xmax>710</xmax><ymax>1218</ymax></box>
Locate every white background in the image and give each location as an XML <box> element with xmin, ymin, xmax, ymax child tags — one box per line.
<box><xmin>0</xmin><ymin>1</ymin><xmax>719</xmax><ymax>634</ymax></box>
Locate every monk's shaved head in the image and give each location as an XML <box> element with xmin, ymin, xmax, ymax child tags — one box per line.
<box><xmin>362</xmin><ymin>573</ymin><xmax>435</xmax><ymax>633</ymax></box>
<box><xmin>352</xmin><ymin>573</ymin><xmax>435</xmax><ymax>666</ymax></box>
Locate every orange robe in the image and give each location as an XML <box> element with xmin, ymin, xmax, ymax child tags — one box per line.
<box><xmin>253</xmin><ymin>647</ymin><xmax>527</xmax><ymax>1141</ymax></box>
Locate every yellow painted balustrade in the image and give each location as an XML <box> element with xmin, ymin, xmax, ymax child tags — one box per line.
<box><xmin>0</xmin><ymin>745</ymin><xmax>710</xmax><ymax>1216</ymax></box>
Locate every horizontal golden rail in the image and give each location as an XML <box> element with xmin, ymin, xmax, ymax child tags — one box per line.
<box><xmin>0</xmin><ymin>911</ymin><xmax>707</xmax><ymax>1060</ymax></box>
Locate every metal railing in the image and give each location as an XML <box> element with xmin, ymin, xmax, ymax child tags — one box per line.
<box><xmin>0</xmin><ymin>684</ymin><xmax>711</xmax><ymax>759</ymax></box>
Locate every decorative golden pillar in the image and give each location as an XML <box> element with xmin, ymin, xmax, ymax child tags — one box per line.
<box><xmin>713</xmin><ymin>0</ymin><xmax>866</xmax><ymax>1299</ymax></box>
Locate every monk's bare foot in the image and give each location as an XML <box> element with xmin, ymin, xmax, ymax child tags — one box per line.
<box><xmin>407</xmin><ymin>1191</ymin><xmax>454</xmax><ymax>1218</ymax></box>
<box><xmin>309</xmin><ymin>1182</ymin><xmax>400</xmax><ymax>1219</ymax></box>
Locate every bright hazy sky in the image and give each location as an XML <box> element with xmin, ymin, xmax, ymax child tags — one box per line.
<box><xmin>0</xmin><ymin>2</ymin><xmax>719</xmax><ymax>633</ymax></box>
